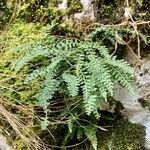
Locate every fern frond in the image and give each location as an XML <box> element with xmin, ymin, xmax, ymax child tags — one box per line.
<box><xmin>83</xmin><ymin>76</ymin><xmax>98</xmax><ymax>115</ymax></box>
<box><xmin>91</xmin><ymin>26</ymin><xmax>116</xmax><ymax>44</ymax></box>
<box><xmin>41</xmin><ymin>116</ymin><xmax>49</xmax><ymax>130</ymax></box>
<box><xmin>12</xmin><ymin>45</ymin><xmax>51</xmax><ymax>71</ymax></box>
<box><xmin>94</xmin><ymin>44</ymin><xmax>111</xmax><ymax>59</ymax></box>
<box><xmin>76</xmin><ymin>53</ymin><xmax>85</xmax><ymax>77</ymax></box>
<box><xmin>84</xmin><ymin>126</ymin><xmax>98</xmax><ymax>150</ymax></box>
<box><xmin>24</xmin><ymin>58</ymin><xmax>61</xmax><ymax>83</ymax></box>
<box><xmin>111</xmin><ymin>67</ymin><xmax>134</xmax><ymax>93</ymax></box>
<box><xmin>24</xmin><ymin>67</ymin><xmax>48</xmax><ymax>84</ymax></box>
<box><xmin>84</xmin><ymin>95</ymin><xmax>98</xmax><ymax>116</ymax></box>
<box><xmin>62</xmin><ymin>73</ymin><xmax>79</xmax><ymax>97</ymax></box>
<box><xmin>87</xmin><ymin>56</ymin><xmax>114</xmax><ymax>98</ymax></box>
<box><xmin>37</xmin><ymin>71</ymin><xmax>58</xmax><ymax>108</ymax></box>
<box><xmin>107</xmin><ymin>56</ymin><xmax>134</xmax><ymax>75</ymax></box>
<box><xmin>67</xmin><ymin>116</ymin><xmax>76</xmax><ymax>133</ymax></box>
<box><xmin>11</xmin><ymin>35</ymin><xmax>134</xmax><ymax>117</ymax></box>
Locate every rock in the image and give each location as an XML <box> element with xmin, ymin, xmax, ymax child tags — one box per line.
<box><xmin>113</xmin><ymin>59</ymin><xmax>150</xmax><ymax>149</ymax></box>
<box><xmin>58</xmin><ymin>0</ymin><xmax>95</xmax><ymax>20</ymax></box>
<box><xmin>0</xmin><ymin>136</ymin><xmax>12</xmax><ymax>150</ymax></box>
<box><xmin>74</xmin><ymin>0</ymin><xmax>95</xmax><ymax>20</ymax></box>
<box><xmin>58</xmin><ymin>0</ymin><xmax>68</xmax><ymax>10</ymax></box>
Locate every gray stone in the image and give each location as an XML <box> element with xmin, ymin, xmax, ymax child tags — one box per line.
<box><xmin>58</xmin><ymin>0</ymin><xmax>95</xmax><ymax>20</ymax></box>
<box><xmin>74</xmin><ymin>0</ymin><xmax>95</xmax><ymax>20</ymax></box>
<box><xmin>113</xmin><ymin>59</ymin><xmax>150</xmax><ymax>149</ymax></box>
<box><xmin>0</xmin><ymin>136</ymin><xmax>11</xmax><ymax>150</ymax></box>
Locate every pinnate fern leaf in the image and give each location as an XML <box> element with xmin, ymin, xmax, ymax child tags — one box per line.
<box><xmin>24</xmin><ymin>58</ymin><xmax>61</xmax><ymax>83</ymax></box>
<box><xmin>84</xmin><ymin>126</ymin><xmax>98</xmax><ymax>150</ymax></box>
<box><xmin>37</xmin><ymin>72</ymin><xmax>58</xmax><ymax>108</ymax></box>
<box><xmin>62</xmin><ymin>73</ymin><xmax>79</xmax><ymax>97</ymax></box>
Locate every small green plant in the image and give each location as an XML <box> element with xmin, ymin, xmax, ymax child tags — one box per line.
<box><xmin>91</xmin><ymin>26</ymin><xmax>148</xmax><ymax>46</ymax></box>
<box><xmin>10</xmin><ymin>27</ymin><xmax>134</xmax><ymax>149</ymax></box>
<box><xmin>11</xmin><ymin>36</ymin><xmax>133</xmax><ymax>114</ymax></box>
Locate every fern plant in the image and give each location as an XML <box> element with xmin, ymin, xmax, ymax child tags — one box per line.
<box><xmin>91</xmin><ymin>26</ymin><xmax>149</xmax><ymax>45</ymax></box>
<box><xmin>11</xmin><ymin>36</ymin><xmax>133</xmax><ymax>115</ymax></box>
<box><xmin>10</xmin><ymin>29</ymin><xmax>134</xmax><ymax>150</ymax></box>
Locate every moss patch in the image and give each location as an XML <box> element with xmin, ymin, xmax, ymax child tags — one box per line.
<box><xmin>97</xmin><ymin>119</ymin><xmax>146</xmax><ymax>150</ymax></box>
<box><xmin>67</xmin><ymin>0</ymin><xmax>83</xmax><ymax>15</ymax></box>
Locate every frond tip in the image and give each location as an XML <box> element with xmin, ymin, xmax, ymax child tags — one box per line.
<box><xmin>84</xmin><ymin>126</ymin><xmax>98</xmax><ymax>150</ymax></box>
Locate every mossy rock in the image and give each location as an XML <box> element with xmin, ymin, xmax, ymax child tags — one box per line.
<box><xmin>69</xmin><ymin>119</ymin><xmax>145</xmax><ymax>150</ymax></box>
<box><xmin>95</xmin><ymin>0</ymin><xmax>150</xmax><ymax>24</ymax></box>
<box><xmin>67</xmin><ymin>0</ymin><xmax>83</xmax><ymax>15</ymax></box>
<box><xmin>97</xmin><ymin>119</ymin><xmax>146</xmax><ymax>150</ymax></box>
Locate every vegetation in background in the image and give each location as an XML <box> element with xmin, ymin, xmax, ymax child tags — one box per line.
<box><xmin>0</xmin><ymin>0</ymin><xmax>150</xmax><ymax>150</ymax></box>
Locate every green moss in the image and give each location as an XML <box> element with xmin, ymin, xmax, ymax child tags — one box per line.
<box><xmin>0</xmin><ymin>21</ymin><xmax>44</xmax><ymax>104</ymax></box>
<box><xmin>95</xmin><ymin>0</ymin><xmax>124</xmax><ymax>23</ymax></box>
<box><xmin>112</xmin><ymin>120</ymin><xmax>145</xmax><ymax>150</ymax></box>
<box><xmin>67</xmin><ymin>119</ymin><xmax>145</xmax><ymax>150</ymax></box>
<box><xmin>14</xmin><ymin>139</ymin><xmax>27</xmax><ymax>150</ymax></box>
<box><xmin>0</xmin><ymin>1</ymin><xmax>13</xmax><ymax>29</ymax></box>
<box><xmin>67</xmin><ymin>0</ymin><xmax>83</xmax><ymax>15</ymax></box>
<box><xmin>130</xmin><ymin>0</ymin><xmax>150</xmax><ymax>21</ymax></box>
<box><xmin>97</xmin><ymin>119</ymin><xmax>146</xmax><ymax>150</ymax></box>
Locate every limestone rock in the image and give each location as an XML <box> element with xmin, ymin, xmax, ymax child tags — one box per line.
<box><xmin>113</xmin><ymin>59</ymin><xmax>150</xmax><ymax>149</ymax></box>
<box><xmin>58</xmin><ymin>0</ymin><xmax>95</xmax><ymax>20</ymax></box>
<box><xmin>0</xmin><ymin>136</ymin><xmax>12</xmax><ymax>150</ymax></box>
<box><xmin>74</xmin><ymin>0</ymin><xmax>95</xmax><ymax>20</ymax></box>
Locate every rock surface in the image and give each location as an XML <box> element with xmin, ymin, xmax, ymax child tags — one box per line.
<box><xmin>74</xmin><ymin>0</ymin><xmax>95</xmax><ymax>20</ymax></box>
<box><xmin>58</xmin><ymin>0</ymin><xmax>95</xmax><ymax>20</ymax></box>
<box><xmin>0</xmin><ymin>136</ymin><xmax>11</xmax><ymax>150</ymax></box>
<box><xmin>113</xmin><ymin>59</ymin><xmax>150</xmax><ymax>149</ymax></box>
<box><xmin>58</xmin><ymin>0</ymin><xmax>68</xmax><ymax>10</ymax></box>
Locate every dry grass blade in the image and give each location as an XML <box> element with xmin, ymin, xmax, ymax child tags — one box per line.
<box><xmin>0</xmin><ymin>99</ymin><xmax>46</xmax><ymax>150</ymax></box>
